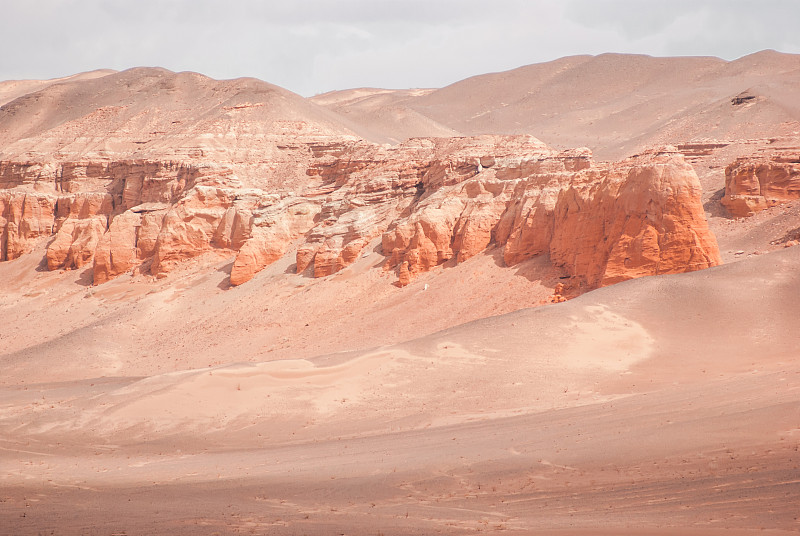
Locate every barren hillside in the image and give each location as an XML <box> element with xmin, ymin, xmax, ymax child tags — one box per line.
<box><xmin>314</xmin><ymin>51</ymin><xmax>800</xmax><ymax>160</ymax></box>
<box><xmin>2</xmin><ymin>54</ymin><xmax>800</xmax><ymax>535</ymax></box>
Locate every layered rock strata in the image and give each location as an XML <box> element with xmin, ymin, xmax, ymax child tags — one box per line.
<box><xmin>381</xmin><ymin>145</ymin><xmax>720</xmax><ymax>288</ymax></box>
<box><xmin>722</xmin><ymin>149</ymin><xmax>800</xmax><ymax>217</ymax></box>
<box><xmin>0</xmin><ymin>136</ymin><xmax>721</xmax><ymax>290</ymax></box>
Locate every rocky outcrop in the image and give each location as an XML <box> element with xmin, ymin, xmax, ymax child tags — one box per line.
<box><xmin>45</xmin><ymin>192</ymin><xmax>114</xmax><ymax>270</ymax></box>
<box><xmin>93</xmin><ymin>210</ymin><xmax>144</xmax><ymax>283</ymax></box>
<box><xmin>0</xmin><ymin>159</ymin><xmax>206</xmax><ymax>265</ymax></box>
<box><xmin>0</xmin><ymin>157</ymin><xmax>247</xmax><ymax>280</ymax></box>
<box><xmin>229</xmin><ymin>198</ymin><xmax>320</xmax><ymax>285</ymax></box>
<box><xmin>6</xmin><ymin>68</ymin><xmax>716</xmax><ymax>290</ymax></box>
<box><xmin>94</xmin><ymin>185</ymin><xmax>259</xmax><ymax>282</ymax></box>
<box><xmin>1</xmin><ymin>136</ymin><xmax>721</xmax><ymax>291</ymax></box>
<box><xmin>382</xmin><ymin>146</ymin><xmax>720</xmax><ymax>288</ymax></box>
<box><xmin>46</xmin><ymin>215</ymin><xmax>107</xmax><ymax>271</ymax></box>
<box><xmin>722</xmin><ymin>149</ymin><xmax>800</xmax><ymax>217</ymax></box>
<box><xmin>0</xmin><ymin>192</ymin><xmax>57</xmax><ymax>261</ymax></box>
<box><xmin>1</xmin><ymin>189</ymin><xmax>112</xmax><ymax>264</ymax></box>
<box><xmin>547</xmin><ymin>150</ymin><xmax>721</xmax><ymax>287</ymax></box>
<box><xmin>296</xmin><ymin>135</ymin><xmax>556</xmax><ymax>279</ymax></box>
<box><xmin>149</xmin><ymin>186</ymin><xmax>238</xmax><ymax>274</ymax></box>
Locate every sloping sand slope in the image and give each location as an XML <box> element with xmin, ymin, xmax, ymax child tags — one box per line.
<box><xmin>0</xmin><ymin>69</ymin><xmax>116</xmax><ymax>107</ymax></box>
<box><xmin>1</xmin><ymin>246</ymin><xmax>798</xmax><ymax>534</ymax></box>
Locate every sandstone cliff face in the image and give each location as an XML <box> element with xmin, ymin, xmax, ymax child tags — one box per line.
<box><xmin>722</xmin><ymin>150</ymin><xmax>800</xmax><ymax>217</ymax></box>
<box><xmin>92</xmin><ymin>210</ymin><xmax>143</xmax><ymax>284</ymax></box>
<box><xmin>381</xmin><ymin>147</ymin><xmax>720</xmax><ymax>288</ymax></box>
<box><xmin>229</xmin><ymin>198</ymin><xmax>320</xmax><ymax>285</ymax></box>
<box><xmin>547</xmin><ymin>151</ymin><xmax>721</xmax><ymax>287</ymax></box>
<box><xmin>46</xmin><ymin>215</ymin><xmax>108</xmax><ymax>271</ymax></box>
<box><xmin>295</xmin><ymin>135</ymin><xmax>556</xmax><ymax>279</ymax></box>
<box><xmin>0</xmin><ymin>160</ymin><xmax>208</xmax><ymax>271</ymax></box>
<box><xmin>0</xmin><ymin>192</ymin><xmax>57</xmax><ymax>261</ymax></box>
<box><xmin>0</xmin><ymin>136</ymin><xmax>721</xmax><ymax>291</ymax></box>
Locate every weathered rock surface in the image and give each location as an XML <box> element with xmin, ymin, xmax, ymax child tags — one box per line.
<box><xmin>0</xmin><ymin>192</ymin><xmax>57</xmax><ymax>261</ymax></box>
<box><xmin>46</xmin><ymin>215</ymin><xmax>107</xmax><ymax>271</ymax></box>
<box><xmin>229</xmin><ymin>198</ymin><xmax>320</xmax><ymax>285</ymax></box>
<box><xmin>0</xmin><ymin>137</ymin><xmax>721</xmax><ymax>290</ymax></box>
<box><xmin>722</xmin><ymin>149</ymin><xmax>800</xmax><ymax>217</ymax></box>
<box><xmin>0</xmin><ymin>68</ymin><xmax>722</xmax><ymax>290</ymax></box>
<box><xmin>382</xmin><ymin>146</ymin><xmax>720</xmax><ymax>288</ymax></box>
<box><xmin>297</xmin><ymin>136</ymin><xmax>556</xmax><ymax>279</ymax></box>
<box><xmin>93</xmin><ymin>210</ymin><xmax>144</xmax><ymax>284</ymax></box>
<box><xmin>548</xmin><ymin>149</ymin><xmax>721</xmax><ymax>287</ymax></box>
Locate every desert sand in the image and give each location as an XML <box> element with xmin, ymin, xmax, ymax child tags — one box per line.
<box><xmin>1</xmin><ymin>53</ymin><xmax>799</xmax><ymax>535</ymax></box>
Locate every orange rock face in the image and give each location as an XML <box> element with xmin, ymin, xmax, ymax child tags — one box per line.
<box><xmin>382</xmin><ymin>146</ymin><xmax>720</xmax><ymax>289</ymax></box>
<box><xmin>547</xmin><ymin>150</ymin><xmax>722</xmax><ymax>287</ymax></box>
<box><xmin>300</xmin><ymin>135</ymin><xmax>555</xmax><ymax>279</ymax></box>
<box><xmin>0</xmin><ymin>192</ymin><xmax>57</xmax><ymax>261</ymax></box>
<box><xmin>93</xmin><ymin>210</ymin><xmax>152</xmax><ymax>284</ymax></box>
<box><xmin>45</xmin><ymin>192</ymin><xmax>114</xmax><ymax>270</ymax></box>
<box><xmin>722</xmin><ymin>150</ymin><xmax>800</xmax><ymax>217</ymax></box>
<box><xmin>1</xmin><ymin>135</ymin><xmax>720</xmax><ymax>290</ymax></box>
<box><xmin>46</xmin><ymin>215</ymin><xmax>107</xmax><ymax>271</ymax></box>
<box><xmin>229</xmin><ymin>199</ymin><xmax>320</xmax><ymax>285</ymax></box>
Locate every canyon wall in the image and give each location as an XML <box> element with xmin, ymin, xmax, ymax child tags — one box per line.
<box><xmin>0</xmin><ymin>137</ymin><xmax>721</xmax><ymax>291</ymax></box>
<box><xmin>722</xmin><ymin>149</ymin><xmax>800</xmax><ymax>217</ymax></box>
<box><xmin>380</xmin><ymin>145</ymin><xmax>720</xmax><ymax>289</ymax></box>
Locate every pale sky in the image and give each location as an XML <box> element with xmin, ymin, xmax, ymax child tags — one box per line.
<box><xmin>2</xmin><ymin>0</ymin><xmax>799</xmax><ymax>96</ymax></box>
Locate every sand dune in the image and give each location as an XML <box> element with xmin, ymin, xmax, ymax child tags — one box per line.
<box><xmin>0</xmin><ymin>239</ymin><xmax>560</xmax><ymax>384</ymax></box>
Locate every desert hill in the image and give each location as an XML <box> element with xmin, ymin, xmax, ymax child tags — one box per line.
<box><xmin>0</xmin><ymin>66</ymin><xmax>389</xmax><ymax>192</ymax></box>
<box><xmin>1</xmin><ymin>53</ymin><xmax>800</xmax><ymax>534</ymax></box>
<box><xmin>311</xmin><ymin>52</ymin><xmax>800</xmax><ymax>258</ymax></box>
<box><xmin>313</xmin><ymin>50</ymin><xmax>800</xmax><ymax>160</ymax></box>
<box><xmin>0</xmin><ymin>69</ymin><xmax>117</xmax><ymax>108</ymax></box>
<box><xmin>0</xmin><ymin>61</ymin><xmax>723</xmax><ymax>290</ymax></box>
<box><xmin>311</xmin><ymin>87</ymin><xmax>460</xmax><ymax>143</ymax></box>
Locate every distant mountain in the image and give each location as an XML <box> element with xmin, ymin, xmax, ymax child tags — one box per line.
<box><xmin>313</xmin><ymin>51</ymin><xmax>800</xmax><ymax>159</ymax></box>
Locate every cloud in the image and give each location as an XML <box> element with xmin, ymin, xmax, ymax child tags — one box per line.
<box><xmin>564</xmin><ymin>0</ymin><xmax>800</xmax><ymax>58</ymax></box>
<box><xmin>1</xmin><ymin>0</ymin><xmax>799</xmax><ymax>95</ymax></box>
<box><xmin>564</xmin><ymin>0</ymin><xmax>704</xmax><ymax>40</ymax></box>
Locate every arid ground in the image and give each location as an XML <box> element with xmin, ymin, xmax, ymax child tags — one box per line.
<box><xmin>1</xmin><ymin>52</ymin><xmax>799</xmax><ymax>534</ymax></box>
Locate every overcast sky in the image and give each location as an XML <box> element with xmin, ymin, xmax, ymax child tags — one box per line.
<box><xmin>2</xmin><ymin>0</ymin><xmax>799</xmax><ymax>96</ymax></box>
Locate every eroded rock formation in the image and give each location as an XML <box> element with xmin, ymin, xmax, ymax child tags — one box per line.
<box><xmin>229</xmin><ymin>198</ymin><xmax>320</xmax><ymax>285</ymax></box>
<box><xmin>381</xmin><ymin>145</ymin><xmax>720</xmax><ymax>288</ymax></box>
<box><xmin>0</xmin><ymin>137</ymin><xmax>721</xmax><ymax>291</ymax></box>
<box><xmin>722</xmin><ymin>149</ymin><xmax>800</xmax><ymax>217</ymax></box>
<box><xmin>0</xmin><ymin>67</ymin><xmax>723</xmax><ymax>293</ymax></box>
<box><xmin>1</xmin><ymin>191</ymin><xmax>57</xmax><ymax>261</ymax></box>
